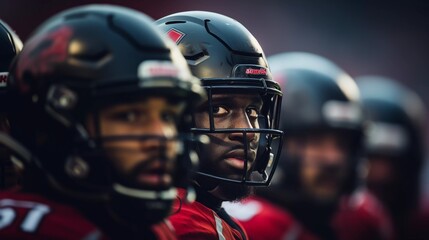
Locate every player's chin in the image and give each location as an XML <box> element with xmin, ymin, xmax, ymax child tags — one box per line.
<box><xmin>219</xmin><ymin>162</ymin><xmax>250</xmax><ymax>180</ymax></box>
<box><xmin>217</xmin><ymin>181</ymin><xmax>253</xmax><ymax>201</ymax></box>
<box><xmin>308</xmin><ymin>182</ymin><xmax>342</xmax><ymax>203</ymax></box>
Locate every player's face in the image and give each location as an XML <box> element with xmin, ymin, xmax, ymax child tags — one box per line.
<box><xmin>87</xmin><ymin>97</ymin><xmax>185</xmax><ymax>190</ymax></box>
<box><xmin>194</xmin><ymin>93</ymin><xmax>261</xmax><ymax>200</ymax></box>
<box><xmin>286</xmin><ymin>131</ymin><xmax>350</xmax><ymax>202</ymax></box>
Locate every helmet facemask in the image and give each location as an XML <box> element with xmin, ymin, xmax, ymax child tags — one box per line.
<box><xmin>82</xmin><ymin>96</ymin><xmax>189</xmax><ymax>225</ymax></box>
<box><xmin>38</xmin><ymin>85</ymin><xmax>201</xmax><ymax>225</ymax></box>
<box><xmin>192</xmin><ymin>75</ymin><xmax>283</xmax><ymax>187</ymax></box>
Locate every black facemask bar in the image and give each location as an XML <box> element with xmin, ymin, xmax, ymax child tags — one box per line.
<box><xmin>88</xmin><ymin>128</ymin><xmax>200</xmax><ymax>190</ymax></box>
<box><xmin>192</xmin><ymin>77</ymin><xmax>283</xmax><ymax>186</ymax></box>
<box><xmin>41</xmin><ymin>81</ymin><xmax>205</xmax><ymax>197</ymax></box>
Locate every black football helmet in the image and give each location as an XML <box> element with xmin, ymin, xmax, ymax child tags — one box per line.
<box><xmin>356</xmin><ymin>76</ymin><xmax>426</xmax><ymax>212</ymax></box>
<box><xmin>268</xmin><ymin>52</ymin><xmax>363</xmax><ymax>197</ymax></box>
<box><xmin>156</xmin><ymin>11</ymin><xmax>283</xmax><ymax>186</ymax></box>
<box><xmin>0</xmin><ymin>20</ymin><xmax>22</xmax><ymax>189</ymax></box>
<box><xmin>0</xmin><ymin>20</ymin><xmax>22</xmax><ymax>77</ymax></box>
<box><xmin>4</xmin><ymin>4</ymin><xmax>205</xmax><ymax>225</ymax></box>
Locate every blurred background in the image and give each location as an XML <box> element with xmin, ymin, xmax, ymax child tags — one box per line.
<box><xmin>1</xmin><ymin>0</ymin><xmax>428</xmax><ymax>194</ymax></box>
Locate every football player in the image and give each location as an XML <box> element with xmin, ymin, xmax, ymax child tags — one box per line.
<box><xmin>0</xmin><ymin>4</ymin><xmax>205</xmax><ymax>239</ymax></box>
<box><xmin>225</xmin><ymin>52</ymin><xmax>391</xmax><ymax>240</ymax></box>
<box><xmin>352</xmin><ymin>76</ymin><xmax>426</xmax><ymax>240</ymax></box>
<box><xmin>157</xmin><ymin>11</ymin><xmax>283</xmax><ymax>239</ymax></box>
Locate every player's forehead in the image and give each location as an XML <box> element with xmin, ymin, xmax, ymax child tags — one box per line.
<box><xmin>100</xmin><ymin>96</ymin><xmax>185</xmax><ymax>112</ymax></box>
<box><xmin>210</xmin><ymin>93</ymin><xmax>262</xmax><ymax>105</ymax></box>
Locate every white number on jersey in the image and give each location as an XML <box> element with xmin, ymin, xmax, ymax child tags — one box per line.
<box><xmin>0</xmin><ymin>199</ymin><xmax>50</xmax><ymax>232</ymax></box>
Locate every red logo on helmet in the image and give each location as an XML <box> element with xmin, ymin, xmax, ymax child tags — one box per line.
<box><xmin>148</xmin><ymin>65</ymin><xmax>179</xmax><ymax>77</ymax></box>
<box><xmin>167</xmin><ymin>28</ymin><xmax>185</xmax><ymax>44</ymax></box>
<box><xmin>16</xmin><ymin>26</ymin><xmax>73</xmax><ymax>93</ymax></box>
<box><xmin>245</xmin><ymin>68</ymin><xmax>267</xmax><ymax>75</ymax></box>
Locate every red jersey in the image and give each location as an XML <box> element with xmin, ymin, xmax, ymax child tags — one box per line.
<box><xmin>333</xmin><ymin>188</ymin><xmax>395</xmax><ymax>240</ymax></box>
<box><xmin>0</xmin><ymin>190</ymin><xmax>177</xmax><ymax>240</ymax></box>
<box><xmin>0</xmin><ymin>190</ymin><xmax>109</xmax><ymax>240</ymax></box>
<box><xmin>170</xmin><ymin>194</ymin><xmax>247</xmax><ymax>240</ymax></box>
<box><xmin>223</xmin><ymin>195</ymin><xmax>319</xmax><ymax>240</ymax></box>
<box><xmin>151</xmin><ymin>220</ymin><xmax>176</xmax><ymax>240</ymax></box>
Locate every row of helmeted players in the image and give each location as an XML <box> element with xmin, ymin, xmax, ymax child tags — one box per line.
<box><xmin>0</xmin><ymin>4</ymin><xmax>428</xmax><ymax>240</ymax></box>
<box><xmin>224</xmin><ymin>52</ymin><xmax>428</xmax><ymax>240</ymax></box>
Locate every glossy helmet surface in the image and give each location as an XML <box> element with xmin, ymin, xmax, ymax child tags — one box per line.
<box><xmin>0</xmin><ymin>20</ymin><xmax>22</xmax><ymax>109</ymax></box>
<box><xmin>357</xmin><ymin>76</ymin><xmax>425</xmax><ymax>161</ymax></box>
<box><xmin>0</xmin><ymin>20</ymin><xmax>22</xmax><ymax>74</ymax></box>
<box><xmin>356</xmin><ymin>76</ymin><xmax>426</xmax><ymax>208</ymax></box>
<box><xmin>6</xmin><ymin>4</ymin><xmax>205</xmax><ymax>225</ymax></box>
<box><xmin>0</xmin><ymin>20</ymin><xmax>23</xmax><ymax>189</ymax></box>
<box><xmin>156</xmin><ymin>11</ymin><xmax>283</xmax><ymax>186</ymax></box>
<box><xmin>268</xmin><ymin>52</ymin><xmax>363</xmax><ymax>195</ymax></box>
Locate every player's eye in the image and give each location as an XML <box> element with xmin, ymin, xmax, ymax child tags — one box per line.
<box><xmin>212</xmin><ymin>106</ymin><xmax>229</xmax><ymax>116</ymax></box>
<box><xmin>161</xmin><ymin>111</ymin><xmax>179</xmax><ymax>124</ymax></box>
<box><xmin>112</xmin><ymin>110</ymin><xmax>140</xmax><ymax>123</ymax></box>
<box><xmin>246</xmin><ymin>107</ymin><xmax>259</xmax><ymax>119</ymax></box>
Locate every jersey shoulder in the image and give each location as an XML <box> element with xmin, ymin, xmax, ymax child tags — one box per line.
<box><xmin>334</xmin><ymin>188</ymin><xmax>394</xmax><ymax>240</ymax></box>
<box><xmin>0</xmin><ymin>191</ymin><xmax>107</xmax><ymax>240</ymax></box>
<box><xmin>151</xmin><ymin>220</ymin><xmax>176</xmax><ymax>240</ymax></box>
<box><xmin>170</xmin><ymin>199</ymin><xmax>218</xmax><ymax>239</ymax></box>
<box><xmin>224</xmin><ymin>195</ymin><xmax>295</xmax><ymax>224</ymax></box>
<box><xmin>170</xmin><ymin>197</ymin><xmax>246</xmax><ymax>240</ymax></box>
<box><xmin>224</xmin><ymin>195</ymin><xmax>305</xmax><ymax>240</ymax></box>
<box><xmin>338</xmin><ymin>188</ymin><xmax>392</xmax><ymax>223</ymax></box>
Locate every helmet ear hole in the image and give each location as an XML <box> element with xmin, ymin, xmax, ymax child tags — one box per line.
<box><xmin>254</xmin><ymin>115</ymin><xmax>269</xmax><ymax>173</ymax></box>
<box><xmin>256</xmin><ymin>147</ymin><xmax>270</xmax><ymax>174</ymax></box>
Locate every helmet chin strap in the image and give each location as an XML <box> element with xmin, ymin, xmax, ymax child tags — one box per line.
<box><xmin>113</xmin><ymin>183</ymin><xmax>177</xmax><ymax>200</ymax></box>
<box><xmin>110</xmin><ymin>183</ymin><xmax>177</xmax><ymax>226</ymax></box>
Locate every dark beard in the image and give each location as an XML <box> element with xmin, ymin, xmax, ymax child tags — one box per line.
<box><xmin>216</xmin><ymin>181</ymin><xmax>253</xmax><ymax>201</ymax></box>
<box><xmin>195</xmin><ymin>173</ymin><xmax>253</xmax><ymax>201</ymax></box>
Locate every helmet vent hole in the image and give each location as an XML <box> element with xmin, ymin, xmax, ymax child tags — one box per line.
<box><xmin>165</xmin><ymin>21</ymin><xmax>186</xmax><ymax>25</ymax></box>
